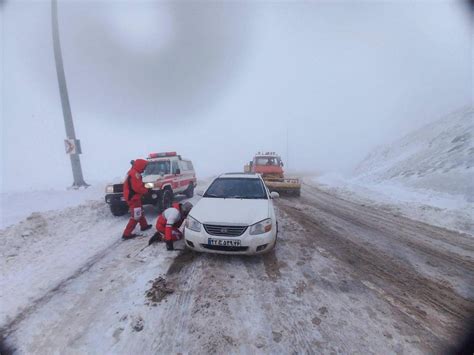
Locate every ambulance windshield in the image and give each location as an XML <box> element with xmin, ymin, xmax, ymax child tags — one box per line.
<box><xmin>144</xmin><ymin>161</ymin><xmax>170</xmax><ymax>176</ymax></box>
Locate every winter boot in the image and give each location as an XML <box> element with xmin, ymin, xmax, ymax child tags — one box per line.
<box><xmin>122</xmin><ymin>233</ymin><xmax>138</xmax><ymax>240</ymax></box>
<box><xmin>166</xmin><ymin>241</ymin><xmax>174</xmax><ymax>251</ymax></box>
<box><xmin>148</xmin><ymin>232</ymin><xmax>163</xmax><ymax>245</ymax></box>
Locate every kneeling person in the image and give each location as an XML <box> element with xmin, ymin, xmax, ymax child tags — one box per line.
<box><xmin>149</xmin><ymin>202</ymin><xmax>193</xmax><ymax>250</ymax></box>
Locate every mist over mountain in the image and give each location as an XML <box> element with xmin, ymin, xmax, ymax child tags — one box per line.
<box><xmin>354</xmin><ymin>107</ymin><xmax>474</xmax><ymax>200</ymax></box>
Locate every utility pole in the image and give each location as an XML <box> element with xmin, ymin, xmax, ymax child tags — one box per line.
<box><xmin>51</xmin><ymin>0</ymin><xmax>88</xmax><ymax>188</ymax></box>
<box><xmin>286</xmin><ymin>126</ymin><xmax>289</xmax><ymax>171</ymax></box>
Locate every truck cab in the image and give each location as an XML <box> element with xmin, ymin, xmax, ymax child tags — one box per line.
<box><xmin>244</xmin><ymin>152</ymin><xmax>300</xmax><ymax>196</ymax></box>
<box><xmin>250</xmin><ymin>154</ymin><xmax>284</xmax><ymax>178</ymax></box>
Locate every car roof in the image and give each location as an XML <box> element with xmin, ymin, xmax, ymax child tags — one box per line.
<box><xmin>218</xmin><ymin>172</ymin><xmax>260</xmax><ymax>179</ymax></box>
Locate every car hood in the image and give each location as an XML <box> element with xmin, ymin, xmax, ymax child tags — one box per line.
<box><xmin>190</xmin><ymin>198</ymin><xmax>270</xmax><ymax>226</ymax></box>
<box><xmin>142</xmin><ymin>174</ymin><xmax>168</xmax><ymax>182</ymax></box>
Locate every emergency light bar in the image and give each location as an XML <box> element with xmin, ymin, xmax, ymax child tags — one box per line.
<box><xmin>256</xmin><ymin>151</ymin><xmax>277</xmax><ymax>156</ymax></box>
<box><xmin>148</xmin><ymin>152</ymin><xmax>177</xmax><ymax>159</ymax></box>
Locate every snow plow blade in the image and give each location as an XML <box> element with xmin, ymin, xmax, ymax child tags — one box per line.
<box><xmin>264</xmin><ymin>179</ymin><xmax>301</xmax><ymax>196</ymax></box>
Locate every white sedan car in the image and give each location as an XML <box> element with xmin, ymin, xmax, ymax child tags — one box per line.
<box><xmin>184</xmin><ymin>173</ymin><xmax>279</xmax><ymax>255</ymax></box>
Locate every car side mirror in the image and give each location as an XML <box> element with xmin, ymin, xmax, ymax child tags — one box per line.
<box><xmin>175</xmin><ymin>168</ymin><xmax>181</xmax><ymax>175</ymax></box>
<box><xmin>270</xmin><ymin>191</ymin><xmax>280</xmax><ymax>199</ymax></box>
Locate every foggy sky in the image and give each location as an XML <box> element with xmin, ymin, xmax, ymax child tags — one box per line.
<box><xmin>1</xmin><ymin>0</ymin><xmax>472</xmax><ymax>191</ymax></box>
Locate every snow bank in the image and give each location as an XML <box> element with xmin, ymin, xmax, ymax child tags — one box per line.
<box><xmin>312</xmin><ymin>173</ymin><xmax>473</xmax><ymax>234</ymax></box>
<box><xmin>0</xmin><ymin>200</ymin><xmax>122</xmax><ymax>325</ymax></box>
<box><xmin>0</xmin><ymin>185</ymin><xmax>105</xmax><ymax>229</ymax></box>
<box><xmin>0</xmin><ymin>185</ymin><xmax>201</xmax><ymax>329</ymax></box>
<box><xmin>313</xmin><ymin>108</ymin><xmax>474</xmax><ymax>235</ymax></box>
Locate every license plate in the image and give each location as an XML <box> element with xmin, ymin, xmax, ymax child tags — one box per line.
<box><xmin>208</xmin><ymin>238</ymin><xmax>241</xmax><ymax>247</ymax></box>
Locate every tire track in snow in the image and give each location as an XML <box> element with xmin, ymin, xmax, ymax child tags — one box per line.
<box><xmin>298</xmin><ymin>190</ymin><xmax>474</xmax><ymax>304</ymax></box>
<box><xmin>278</xmin><ymin>192</ymin><xmax>474</xmax><ymax>349</ymax></box>
<box><xmin>302</xmin><ymin>182</ymin><xmax>474</xmax><ymax>253</ymax></box>
<box><xmin>0</xmin><ymin>237</ymin><xmax>133</xmax><ymax>340</ymax></box>
<box><xmin>300</xmin><ymin>183</ymin><xmax>474</xmax><ymax>294</ymax></box>
<box><xmin>233</xmin><ymin>212</ymin><xmax>321</xmax><ymax>352</ymax></box>
<box><xmin>0</xmin><ymin>196</ymin><xmax>198</xmax><ymax>346</ymax></box>
<box><xmin>145</xmin><ymin>248</ymin><xmax>203</xmax><ymax>353</ymax></box>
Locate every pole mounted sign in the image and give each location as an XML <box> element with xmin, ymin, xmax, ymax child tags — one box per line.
<box><xmin>52</xmin><ymin>0</ymin><xmax>88</xmax><ymax>188</ymax></box>
<box><xmin>64</xmin><ymin>139</ymin><xmax>82</xmax><ymax>155</ymax></box>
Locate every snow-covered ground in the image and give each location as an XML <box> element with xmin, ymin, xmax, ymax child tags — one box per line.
<box><xmin>0</xmin><ymin>185</ymin><xmax>105</xmax><ymax>229</ymax></box>
<box><xmin>311</xmin><ymin>174</ymin><xmax>473</xmax><ymax>235</ymax></box>
<box><xmin>1</xmin><ymin>183</ymin><xmax>471</xmax><ymax>354</ymax></box>
<box><xmin>0</xmin><ymin>188</ymin><xmax>200</xmax><ymax>337</ymax></box>
<box><xmin>1</xmin><ymin>184</ymin><xmax>112</xmax><ymax>323</ymax></box>
<box><xmin>0</xmin><ymin>179</ymin><xmax>213</xmax><ymax>230</ymax></box>
<box><xmin>0</xmin><ymin>199</ymin><xmax>123</xmax><ymax>325</ymax></box>
<box><xmin>312</xmin><ymin>107</ymin><xmax>474</xmax><ymax>235</ymax></box>
<box><xmin>354</xmin><ymin>107</ymin><xmax>473</xmax><ymax>198</ymax></box>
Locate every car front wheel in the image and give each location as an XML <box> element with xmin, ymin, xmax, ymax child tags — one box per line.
<box><xmin>110</xmin><ymin>203</ymin><xmax>128</xmax><ymax>217</ymax></box>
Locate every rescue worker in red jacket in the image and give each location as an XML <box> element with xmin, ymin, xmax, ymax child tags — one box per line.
<box><xmin>122</xmin><ymin>159</ymin><xmax>152</xmax><ymax>239</ymax></box>
<box><xmin>149</xmin><ymin>202</ymin><xmax>193</xmax><ymax>250</ymax></box>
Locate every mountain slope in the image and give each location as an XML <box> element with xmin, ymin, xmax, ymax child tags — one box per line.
<box><xmin>314</xmin><ymin>107</ymin><xmax>473</xmax><ymax>234</ymax></box>
<box><xmin>354</xmin><ymin>107</ymin><xmax>473</xmax><ymax>200</ymax></box>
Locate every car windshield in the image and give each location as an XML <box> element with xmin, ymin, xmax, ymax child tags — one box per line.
<box><xmin>204</xmin><ymin>178</ymin><xmax>267</xmax><ymax>199</ymax></box>
<box><xmin>144</xmin><ymin>161</ymin><xmax>170</xmax><ymax>176</ymax></box>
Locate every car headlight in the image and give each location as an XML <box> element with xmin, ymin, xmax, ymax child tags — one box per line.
<box><xmin>105</xmin><ymin>185</ymin><xmax>114</xmax><ymax>193</ymax></box>
<box><xmin>185</xmin><ymin>215</ymin><xmax>202</xmax><ymax>232</ymax></box>
<box><xmin>249</xmin><ymin>218</ymin><xmax>272</xmax><ymax>235</ymax></box>
<box><xmin>144</xmin><ymin>182</ymin><xmax>154</xmax><ymax>189</ymax></box>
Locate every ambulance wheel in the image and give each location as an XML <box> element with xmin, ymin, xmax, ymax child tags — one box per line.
<box><xmin>185</xmin><ymin>184</ymin><xmax>194</xmax><ymax>198</ymax></box>
<box><xmin>162</xmin><ymin>189</ymin><xmax>173</xmax><ymax>210</ymax></box>
<box><xmin>153</xmin><ymin>197</ymin><xmax>163</xmax><ymax>212</ymax></box>
<box><xmin>110</xmin><ymin>203</ymin><xmax>128</xmax><ymax>217</ymax></box>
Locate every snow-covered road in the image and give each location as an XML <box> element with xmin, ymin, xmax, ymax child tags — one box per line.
<box><xmin>1</xmin><ymin>184</ymin><xmax>473</xmax><ymax>353</ymax></box>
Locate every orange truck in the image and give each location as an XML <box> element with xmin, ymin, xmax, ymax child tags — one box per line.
<box><xmin>244</xmin><ymin>152</ymin><xmax>301</xmax><ymax>196</ymax></box>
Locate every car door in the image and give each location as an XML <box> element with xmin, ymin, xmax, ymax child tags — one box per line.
<box><xmin>185</xmin><ymin>161</ymin><xmax>197</xmax><ymax>186</ymax></box>
<box><xmin>264</xmin><ymin>181</ymin><xmax>277</xmax><ymax>227</ymax></box>
<box><xmin>177</xmin><ymin>160</ymin><xmax>193</xmax><ymax>191</ymax></box>
<box><xmin>170</xmin><ymin>160</ymin><xmax>187</xmax><ymax>193</ymax></box>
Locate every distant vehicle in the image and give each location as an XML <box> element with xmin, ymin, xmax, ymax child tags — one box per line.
<box><xmin>184</xmin><ymin>173</ymin><xmax>278</xmax><ymax>255</ymax></box>
<box><xmin>105</xmin><ymin>152</ymin><xmax>197</xmax><ymax>216</ymax></box>
<box><xmin>244</xmin><ymin>152</ymin><xmax>301</xmax><ymax>196</ymax></box>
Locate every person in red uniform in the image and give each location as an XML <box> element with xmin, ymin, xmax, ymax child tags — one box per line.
<box><xmin>149</xmin><ymin>202</ymin><xmax>193</xmax><ymax>250</ymax></box>
<box><xmin>122</xmin><ymin>159</ymin><xmax>152</xmax><ymax>239</ymax></box>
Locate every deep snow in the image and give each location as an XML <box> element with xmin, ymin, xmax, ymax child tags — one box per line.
<box><xmin>0</xmin><ymin>185</ymin><xmax>105</xmax><ymax>229</ymax></box>
<box><xmin>1</xmin><ymin>183</ymin><xmax>472</xmax><ymax>354</ymax></box>
<box><xmin>0</xmin><ymin>183</ymin><xmax>200</xmax><ymax>330</ymax></box>
<box><xmin>313</xmin><ymin>107</ymin><xmax>474</xmax><ymax>235</ymax></box>
<box><xmin>311</xmin><ymin>174</ymin><xmax>473</xmax><ymax>235</ymax></box>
